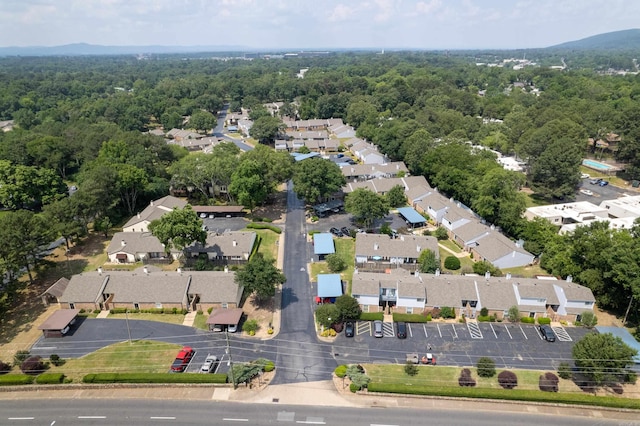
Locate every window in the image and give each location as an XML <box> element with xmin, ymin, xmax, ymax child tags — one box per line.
<box><xmin>406</xmin><ymin>307</ymin><xmax>413</xmax><ymax>314</ymax></box>
<box><xmin>69</xmin><ymin>303</ymin><xmax>75</xmax><ymax>309</ymax></box>
<box><xmin>362</xmin><ymin>305</ymin><xmax>369</xmax><ymax>313</ymax></box>
<box><xmin>416</xmin><ymin>298</ymin><xmax>424</xmax><ymax>302</ymax></box>
<box><xmin>134</xmin><ymin>303</ymin><xmax>140</xmax><ymax>310</ymax></box>
<box><xmin>529</xmin><ymin>312</ymin><xmax>535</xmax><ymax>318</ymax></box>
<box><xmin>221</xmin><ymin>303</ymin><xmax>228</xmax><ymax>309</ymax></box>
<box><xmin>155</xmin><ymin>303</ymin><xmax>162</xmax><ymax>309</ymax></box>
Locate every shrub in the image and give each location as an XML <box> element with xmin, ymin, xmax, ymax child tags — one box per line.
<box><xmin>520</xmin><ymin>317</ymin><xmax>535</xmax><ymax>324</ymax></box>
<box><xmin>444</xmin><ymin>256</ymin><xmax>460</xmax><ymax>270</ymax></box>
<box><xmin>580</xmin><ymin>311</ymin><xmax>598</xmax><ymax>328</ymax></box>
<box><xmin>20</xmin><ymin>356</ymin><xmax>47</xmax><ymax>375</ymax></box>
<box><xmin>262</xmin><ymin>361</ymin><xmax>275</xmax><ymax>372</ymax></box>
<box><xmin>0</xmin><ymin>361</ymin><xmax>11</xmax><ymax>374</ymax></box>
<box><xmin>477</xmin><ymin>315</ymin><xmax>491</xmax><ymax>322</ymax></box>
<box><xmin>434</xmin><ymin>226</ymin><xmax>448</xmax><ymax>240</ymax></box>
<box><xmin>404</xmin><ymin>362</ymin><xmax>418</xmax><ymax>376</ymax></box>
<box><xmin>49</xmin><ymin>354</ymin><xmax>65</xmax><ymax>367</ymax></box>
<box><xmin>35</xmin><ymin>373</ymin><xmax>65</xmax><ymax>384</ymax></box>
<box><xmin>321</xmin><ymin>328</ymin><xmax>337</xmax><ymax>337</ymax></box>
<box><xmin>334</xmin><ymin>365</ymin><xmax>348</xmax><ymax>378</ymax></box>
<box><xmin>458</xmin><ymin>368</ymin><xmax>476</xmax><ymax>387</ymax></box>
<box><xmin>624</xmin><ymin>370</ymin><xmax>637</xmax><ymax>384</ymax></box>
<box><xmin>558</xmin><ymin>362</ymin><xmax>572</xmax><ymax>380</ymax></box>
<box><xmin>539</xmin><ymin>372</ymin><xmax>559</xmax><ymax>392</ymax></box>
<box><xmin>507</xmin><ymin>305</ymin><xmax>520</xmax><ymax>323</ymax></box>
<box><xmin>13</xmin><ymin>350</ymin><xmax>30</xmax><ymax>366</ymax></box>
<box><xmin>246</xmin><ymin>223</ymin><xmax>282</xmax><ymax>234</ymax></box>
<box><xmin>476</xmin><ymin>357</ymin><xmax>496</xmax><ymax>378</ymax></box>
<box><xmin>349</xmin><ymin>382</ymin><xmax>360</xmax><ymax>393</ymax></box>
<box><xmin>242</xmin><ymin>319</ymin><xmax>259</xmax><ymax>334</ymax></box>
<box><xmin>498</xmin><ymin>370</ymin><xmax>518</xmax><ymax>389</ymax></box>
<box><xmin>480</xmin><ymin>307</ymin><xmax>489</xmax><ymax>317</ymax></box>
<box><xmin>359</xmin><ymin>312</ymin><xmax>384</xmax><ymax>321</ymax></box>
<box><xmin>440</xmin><ymin>306</ymin><xmax>455</xmax><ymax>319</ymax></box>
<box><xmin>207</xmin><ymin>307</ymin><xmax>213</xmax><ymax>314</ymax></box>
<box><xmin>0</xmin><ymin>375</ymin><xmax>34</xmax><ymax>386</ymax></box>
<box><xmin>83</xmin><ymin>373</ymin><xmax>227</xmax><ymax>384</ymax></box>
<box><xmin>326</xmin><ymin>253</ymin><xmax>346</xmax><ymax>272</ymax></box>
<box><xmin>537</xmin><ymin>317</ymin><xmax>551</xmax><ymax>325</ymax></box>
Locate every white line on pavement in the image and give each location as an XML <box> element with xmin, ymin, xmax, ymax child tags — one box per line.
<box><xmin>78</xmin><ymin>416</ymin><xmax>106</xmax><ymax>419</ymax></box>
<box><xmin>8</xmin><ymin>417</ymin><xmax>35</xmax><ymax>420</ymax></box>
<box><xmin>504</xmin><ymin>325</ymin><xmax>512</xmax><ymax>339</ymax></box>
<box><xmin>150</xmin><ymin>417</ymin><xmax>177</xmax><ymax>420</ymax></box>
<box><xmin>451</xmin><ymin>323</ymin><xmax>458</xmax><ymax>338</ymax></box>
<box><xmin>490</xmin><ymin>323</ymin><xmax>497</xmax><ymax>339</ymax></box>
<box><xmin>222</xmin><ymin>419</ymin><xmax>249</xmax><ymax>422</ymax></box>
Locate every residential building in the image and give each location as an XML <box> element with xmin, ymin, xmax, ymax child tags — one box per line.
<box><xmin>184</xmin><ymin>231</ymin><xmax>257</xmax><ymax>266</ymax></box>
<box><xmin>107</xmin><ymin>232</ymin><xmax>181</xmax><ymax>264</ymax></box>
<box><xmin>355</xmin><ymin>233</ymin><xmax>439</xmax><ymax>273</ymax></box>
<box><xmin>123</xmin><ymin>195</ymin><xmax>187</xmax><ymax>233</ymax></box>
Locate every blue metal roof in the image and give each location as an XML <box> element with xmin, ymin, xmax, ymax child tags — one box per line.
<box><xmin>596</xmin><ymin>326</ymin><xmax>640</xmax><ymax>365</ymax></box>
<box><xmin>317</xmin><ymin>274</ymin><xmax>343</xmax><ymax>298</ymax></box>
<box><xmin>291</xmin><ymin>152</ymin><xmax>320</xmax><ymax>162</ymax></box>
<box><xmin>313</xmin><ymin>233</ymin><xmax>335</xmax><ymax>255</ymax></box>
<box><xmin>397</xmin><ymin>206</ymin><xmax>426</xmax><ymax>224</ymax></box>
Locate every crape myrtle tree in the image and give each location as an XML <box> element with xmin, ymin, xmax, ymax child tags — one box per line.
<box><xmin>292</xmin><ymin>158</ymin><xmax>346</xmax><ymax>205</ymax></box>
<box><xmin>235</xmin><ymin>253</ymin><xmax>286</xmax><ymax>303</ymax></box>
<box><xmin>148</xmin><ymin>205</ymin><xmax>207</xmax><ymax>256</ymax></box>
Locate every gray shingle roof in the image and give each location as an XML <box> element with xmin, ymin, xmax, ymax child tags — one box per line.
<box><xmin>105</xmin><ymin>272</ymin><xmax>189</xmax><ymax>303</ymax></box>
<box><xmin>355</xmin><ymin>233</ymin><xmax>439</xmax><ymax>260</ymax></box>
<box><xmin>187</xmin><ymin>271</ymin><xmax>241</xmax><ymax>304</ymax></box>
<box><xmin>107</xmin><ymin>232</ymin><xmax>179</xmax><ymax>255</ymax></box>
<box><xmin>123</xmin><ymin>196</ymin><xmax>187</xmax><ymax>229</ymax></box>
<box><xmin>59</xmin><ymin>274</ymin><xmax>108</xmax><ymax>303</ymax></box>
<box><xmin>184</xmin><ymin>231</ymin><xmax>256</xmax><ymax>258</ymax></box>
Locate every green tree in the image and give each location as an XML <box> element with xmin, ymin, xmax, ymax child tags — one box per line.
<box><xmin>228</xmin><ymin>159</ymin><xmax>268</xmax><ymax>212</ymax></box>
<box><xmin>42</xmin><ymin>198</ymin><xmax>85</xmax><ymax>250</ymax></box>
<box><xmin>326</xmin><ymin>253</ymin><xmax>346</xmax><ymax>272</ymax></box>
<box><xmin>334</xmin><ymin>295</ymin><xmax>362</xmax><ymax>322</ymax></box>
<box><xmin>476</xmin><ymin>357</ymin><xmax>496</xmax><ymax>378</ymax></box>
<box><xmin>250</xmin><ymin>116</ymin><xmax>284</xmax><ymax>143</ymax></box>
<box><xmin>235</xmin><ymin>253</ymin><xmax>286</xmax><ymax>303</ymax></box>
<box><xmin>579</xmin><ymin>311</ymin><xmax>598</xmax><ymax>328</ymax></box>
<box><xmin>434</xmin><ymin>226</ymin><xmax>448</xmax><ymax>240</ymax></box>
<box><xmin>344</xmin><ymin>188</ymin><xmax>389</xmax><ymax>228</ymax></box>
<box><xmin>572</xmin><ymin>333</ymin><xmax>637</xmax><ymax>385</ymax></box>
<box><xmin>292</xmin><ymin>158</ymin><xmax>346</xmax><ymax>205</ymax></box>
<box><xmin>507</xmin><ymin>305</ymin><xmax>520</xmax><ymax>323</ymax></box>
<box><xmin>404</xmin><ymin>362</ymin><xmax>418</xmax><ymax>376</ymax></box>
<box><xmin>385</xmin><ymin>184</ymin><xmax>407</xmax><ymax>208</ymax></box>
<box><xmin>315</xmin><ymin>303</ymin><xmax>339</xmax><ymax>328</ymax></box>
<box><xmin>418</xmin><ymin>249</ymin><xmax>439</xmax><ymax>273</ymax></box>
<box><xmin>148</xmin><ymin>205</ymin><xmax>207</xmax><ymax>255</ymax></box>
<box><xmin>472</xmin><ymin>260</ymin><xmax>501</xmax><ymax>277</ymax></box>
<box><xmin>471</xmin><ymin>168</ymin><xmax>526</xmax><ymax>235</ymax></box>
<box><xmin>444</xmin><ymin>256</ymin><xmax>460</xmax><ymax>270</ymax></box>
<box><xmin>188</xmin><ymin>110</ymin><xmax>216</xmax><ymax>131</ymax></box>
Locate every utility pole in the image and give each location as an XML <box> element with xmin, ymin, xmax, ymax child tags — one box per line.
<box><xmin>125</xmin><ymin>309</ymin><xmax>132</xmax><ymax>344</ymax></box>
<box><xmin>226</xmin><ymin>330</ymin><xmax>236</xmax><ymax>389</ymax></box>
<box><xmin>623</xmin><ymin>295</ymin><xmax>634</xmax><ymax>326</ymax></box>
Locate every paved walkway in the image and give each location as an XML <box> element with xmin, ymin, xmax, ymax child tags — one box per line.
<box><xmin>96</xmin><ymin>310</ymin><xmax>110</xmax><ymax>319</ymax></box>
<box><xmin>438</xmin><ymin>242</ymin><xmax>469</xmax><ymax>258</ymax></box>
<box><xmin>182</xmin><ymin>311</ymin><xmax>197</xmax><ymax>327</ymax></box>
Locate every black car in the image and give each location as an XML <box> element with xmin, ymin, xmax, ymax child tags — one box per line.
<box><xmin>341</xmin><ymin>227</ymin><xmax>351</xmax><ymax>237</ymax></box>
<box><xmin>539</xmin><ymin>325</ymin><xmax>556</xmax><ymax>342</ymax></box>
<box><xmin>396</xmin><ymin>322</ymin><xmax>407</xmax><ymax>339</ymax></box>
<box><xmin>330</xmin><ymin>227</ymin><xmax>343</xmax><ymax>237</ymax></box>
<box><xmin>344</xmin><ymin>321</ymin><xmax>354</xmax><ymax>337</ymax></box>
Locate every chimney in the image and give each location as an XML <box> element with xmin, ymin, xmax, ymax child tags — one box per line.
<box><xmin>144</xmin><ymin>266</ymin><xmax>149</xmax><ymax>275</ymax></box>
<box><xmin>224</xmin><ymin>265</ymin><xmax>229</xmax><ymax>273</ymax></box>
<box><xmin>506</xmin><ymin>273</ymin><xmax>511</xmax><ymax>280</ymax></box>
<box><xmin>435</xmin><ymin>268</ymin><xmax>440</xmax><ymax>276</ymax></box>
<box><xmin>98</xmin><ymin>267</ymin><xmax>103</xmax><ymax>275</ymax></box>
<box><xmin>566</xmin><ymin>275</ymin><xmax>573</xmax><ymax>283</ymax></box>
<box><xmin>374</xmin><ymin>243</ymin><xmax>379</xmax><ymax>250</ymax></box>
<box><xmin>354</xmin><ymin>267</ymin><xmax>358</xmax><ymax>274</ymax></box>
<box><xmin>485</xmin><ymin>271</ymin><xmax>490</xmax><ymax>280</ymax></box>
<box><xmin>121</xmin><ymin>240</ymin><xmax>126</xmax><ymax>247</ymax></box>
<box><xmin>233</xmin><ymin>240</ymin><xmax>237</xmax><ymax>247</ymax></box>
<box><xmin>416</xmin><ymin>245</ymin><xmax>421</xmax><ymax>252</ymax></box>
<box><xmin>177</xmin><ymin>267</ymin><xmax>182</xmax><ymax>275</ymax></box>
<box><xmin>150</xmin><ymin>200</ymin><xmax>154</xmax><ymax>206</ymax></box>
<box><xmin>137</xmin><ymin>212</ymin><xmax>140</xmax><ymax>219</ymax></box>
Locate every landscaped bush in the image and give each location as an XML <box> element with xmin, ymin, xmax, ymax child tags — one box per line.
<box><xmin>207</xmin><ymin>307</ymin><xmax>214</xmax><ymax>314</ymax></box>
<box><xmin>20</xmin><ymin>356</ymin><xmax>47</xmax><ymax>375</ymax></box>
<box><xmin>321</xmin><ymin>328</ymin><xmax>337</xmax><ymax>337</ymax></box>
<box><xmin>0</xmin><ymin>361</ymin><xmax>11</xmax><ymax>374</ymax></box>
<box><xmin>476</xmin><ymin>357</ymin><xmax>496</xmax><ymax>378</ymax></box>
<box><xmin>444</xmin><ymin>256</ymin><xmax>461</xmax><ymax>270</ymax></box>
<box><xmin>557</xmin><ymin>362</ymin><xmax>572</xmax><ymax>379</ymax></box>
<box><xmin>246</xmin><ymin>223</ymin><xmax>282</xmax><ymax>234</ymax></box>
<box><xmin>49</xmin><ymin>354</ymin><xmax>65</xmax><ymax>367</ymax></box>
<box><xmin>404</xmin><ymin>362</ymin><xmax>418</xmax><ymax>376</ymax></box>
<box><xmin>440</xmin><ymin>306</ymin><xmax>455</xmax><ymax>319</ymax></box>
<box><xmin>392</xmin><ymin>313</ymin><xmax>431</xmax><ymax>323</ymax></box>
<box><xmin>537</xmin><ymin>317</ymin><xmax>551</xmax><ymax>325</ymax></box>
<box><xmin>359</xmin><ymin>312</ymin><xmax>384</xmax><ymax>321</ymax></box>
<box><xmin>480</xmin><ymin>307</ymin><xmax>489</xmax><ymax>317</ymax></box>
<box><xmin>334</xmin><ymin>365</ymin><xmax>348</xmax><ymax>378</ymax></box>
<box><xmin>35</xmin><ymin>373</ymin><xmax>65</xmax><ymax>384</ymax></box>
<box><xmin>497</xmin><ymin>370</ymin><xmax>518</xmax><ymax>389</ymax></box>
<box><xmin>430</xmin><ymin>307</ymin><xmax>441</xmax><ymax>319</ymax></box>
<box><xmin>242</xmin><ymin>319</ymin><xmax>259</xmax><ymax>334</ymax></box>
<box><xmin>326</xmin><ymin>253</ymin><xmax>346</xmax><ymax>272</ymax></box>
<box><xmin>13</xmin><ymin>350</ymin><xmax>30</xmax><ymax>366</ymax></box>
<box><xmin>624</xmin><ymin>370</ymin><xmax>637</xmax><ymax>384</ymax></box>
<box><xmin>477</xmin><ymin>315</ymin><xmax>491</xmax><ymax>322</ymax></box>
<box><xmin>83</xmin><ymin>373</ymin><xmax>227</xmax><ymax>384</ymax></box>
<box><xmin>434</xmin><ymin>226</ymin><xmax>448</xmax><ymax>240</ymax></box>
<box><xmin>0</xmin><ymin>375</ymin><xmax>34</xmax><ymax>386</ymax></box>
<box><xmin>580</xmin><ymin>311</ymin><xmax>598</xmax><ymax>328</ymax></box>
<box><xmin>539</xmin><ymin>372</ymin><xmax>559</xmax><ymax>392</ymax></box>
<box><xmin>458</xmin><ymin>368</ymin><xmax>476</xmax><ymax>387</ymax></box>
<box><xmin>350</xmin><ymin>382</ymin><xmax>360</xmax><ymax>393</ymax></box>
<box><xmin>520</xmin><ymin>317</ymin><xmax>535</xmax><ymax>324</ymax></box>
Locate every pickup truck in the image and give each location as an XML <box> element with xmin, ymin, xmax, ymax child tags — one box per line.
<box><xmin>170</xmin><ymin>346</ymin><xmax>194</xmax><ymax>372</ymax></box>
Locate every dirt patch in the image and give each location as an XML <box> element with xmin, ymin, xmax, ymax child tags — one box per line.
<box><xmin>240</xmin><ymin>292</ymin><xmax>277</xmax><ymax>339</ymax></box>
<box><xmin>251</xmin><ymin>188</ymin><xmax>288</xmax><ymax>223</ymax></box>
<box><xmin>594</xmin><ymin>305</ymin><xmax>624</xmax><ymax>327</ymax></box>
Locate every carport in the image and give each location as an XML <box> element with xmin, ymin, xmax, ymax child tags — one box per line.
<box><xmin>38</xmin><ymin>309</ymin><xmax>79</xmax><ymax>338</ymax></box>
<box><xmin>313</xmin><ymin>233</ymin><xmax>335</xmax><ymax>260</ymax></box>
<box><xmin>312</xmin><ymin>200</ymin><xmax>344</xmax><ymax>217</ymax></box>
<box><xmin>596</xmin><ymin>326</ymin><xmax>640</xmax><ymax>371</ymax></box>
<box><xmin>192</xmin><ymin>205</ymin><xmax>246</xmax><ymax>217</ymax></box>
<box><xmin>206</xmin><ymin>308</ymin><xmax>243</xmax><ymax>332</ymax></box>
<box><xmin>397</xmin><ymin>207</ymin><xmax>426</xmax><ymax>229</ymax></box>
<box><xmin>316</xmin><ymin>274</ymin><xmax>343</xmax><ymax>304</ymax></box>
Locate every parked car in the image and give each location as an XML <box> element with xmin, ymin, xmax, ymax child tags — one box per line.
<box><xmin>199</xmin><ymin>213</ymin><xmax>208</xmax><ymax>218</ymax></box>
<box><xmin>579</xmin><ymin>189</ymin><xmax>593</xmax><ymax>196</ymax></box>
<box><xmin>539</xmin><ymin>325</ymin><xmax>556</xmax><ymax>342</ymax></box>
<box><xmin>345</xmin><ymin>321</ymin><xmax>354</xmax><ymax>338</ymax></box>
<box><xmin>373</xmin><ymin>320</ymin><xmax>383</xmax><ymax>338</ymax></box>
<box><xmin>200</xmin><ymin>355</ymin><xmax>219</xmax><ymax>373</ymax></box>
<box><xmin>599</xmin><ymin>180</ymin><xmax>609</xmax><ymax>186</ymax></box>
<box><xmin>589</xmin><ymin>178</ymin><xmax>602</xmax><ymax>185</ymax></box>
<box><xmin>227</xmin><ymin>323</ymin><xmax>238</xmax><ymax>333</ymax></box>
<box><xmin>581</xmin><ymin>173</ymin><xmax>590</xmax><ymax>179</ymax></box>
<box><xmin>396</xmin><ymin>322</ymin><xmax>407</xmax><ymax>339</ymax></box>
<box><xmin>330</xmin><ymin>227</ymin><xmax>343</xmax><ymax>237</ymax></box>
<box><xmin>341</xmin><ymin>227</ymin><xmax>351</xmax><ymax>237</ymax></box>
<box><xmin>171</xmin><ymin>346</ymin><xmax>195</xmax><ymax>372</ymax></box>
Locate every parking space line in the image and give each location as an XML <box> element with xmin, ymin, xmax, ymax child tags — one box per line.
<box><xmin>356</xmin><ymin>321</ymin><xmax>371</xmax><ymax>336</ymax></box>
<box><xmin>466</xmin><ymin>321</ymin><xmax>483</xmax><ymax>339</ymax></box>
<box><xmin>519</xmin><ymin>325</ymin><xmax>528</xmax><ymax>339</ymax></box>
<box><xmin>422</xmin><ymin>324</ymin><xmax>428</xmax><ymax>338</ymax></box>
<box><xmin>407</xmin><ymin>323</ymin><xmax>413</xmax><ymax>338</ymax></box>
<box><xmin>489</xmin><ymin>323</ymin><xmax>497</xmax><ymax>339</ymax></box>
<box><xmin>383</xmin><ymin>322</ymin><xmax>395</xmax><ymax>338</ymax></box>
<box><xmin>504</xmin><ymin>325</ymin><xmax>512</xmax><ymax>339</ymax></box>
<box><xmin>437</xmin><ymin>324</ymin><xmax>442</xmax><ymax>338</ymax></box>
<box><xmin>534</xmin><ymin>326</ymin><xmax>545</xmax><ymax>340</ymax></box>
<box><xmin>451</xmin><ymin>324</ymin><xmax>458</xmax><ymax>339</ymax></box>
<box><xmin>552</xmin><ymin>326</ymin><xmax>572</xmax><ymax>342</ymax></box>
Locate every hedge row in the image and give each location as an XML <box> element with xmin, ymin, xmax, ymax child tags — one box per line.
<box><xmin>246</xmin><ymin>223</ymin><xmax>282</xmax><ymax>234</ymax></box>
<box><xmin>392</xmin><ymin>313</ymin><xmax>431</xmax><ymax>323</ymax></box>
<box><xmin>520</xmin><ymin>317</ymin><xmax>535</xmax><ymax>324</ymax></box>
<box><xmin>537</xmin><ymin>317</ymin><xmax>551</xmax><ymax>325</ymax></box>
<box><xmin>82</xmin><ymin>373</ymin><xmax>228</xmax><ymax>384</ymax></box>
<box><xmin>0</xmin><ymin>375</ymin><xmax>34</xmax><ymax>385</ymax></box>
<box><xmin>359</xmin><ymin>312</ymin><xmax>384</xmax><ymax>321</ymax></box>
<box><xmin>367</xmin><ymin>382</ymin><xmax>640</xmax><ymax>410</ymax></box>
<box><xmin>109</xmin><ymin>308</ymin><xmax>187</xmax><ymax>315</ymax></box>
<box><xmin>35</xmin><ymin>373</ymin><xmax>65</xmax><ymax>384</ymax></box>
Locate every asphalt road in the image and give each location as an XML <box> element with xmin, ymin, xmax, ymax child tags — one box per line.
<box><xmin>574</xmin><ymin>176</ymin><xmax>630</xmax><ymax>203</ymax></box>
<box><xmin>212</xmin><ymin>103</ymin><xmax>253</xmax><ymax>152</ymax></box>
<box><xmin>0</xmin><ymin>399</ymin><xmax>629</xmax><ymax>426</ymax></box>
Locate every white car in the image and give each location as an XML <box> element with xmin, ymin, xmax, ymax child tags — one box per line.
<box><xmin>227</xmin><ymin>323</ymin><xmax>238</xmax><ymax>333</ymax></box>
<box><xmin>200</xmin><ymin>355</ymin><xmax>218</xmax><ymax>373</ymax></box>
<box><xmin>199</xmin><ymin>213</ymin><xmax>207</xmax><ymax>218</ymax></box>
<box><xmin>580</xmin><ymin>189</ymin><xmax>593</xmax><ymax>196</ymax></box>
<box><xmin>581</xmin><ymin>173</ymin><xmax>591</xmax><ymax>179</ymax></box>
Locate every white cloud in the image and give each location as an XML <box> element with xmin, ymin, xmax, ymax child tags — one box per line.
<box><xmin>328</xmin><ymin>4</ymin><xmax>354</xmax><ymax>22</ymax></box>
<box><xmin>415</xmin><ymin>0</ymin><xmax>442</xmax><ymax>15</ymax></box>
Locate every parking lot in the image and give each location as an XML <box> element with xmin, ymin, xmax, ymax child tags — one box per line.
<box><xmin>308</xmin><ymin>211</ymin><xmax>414</xmax><ymax>235</ymax></box>
<box><xmin>332</xmin><ymin>321</ymin><xmax>593</xmax><ymax>371</ymax></box>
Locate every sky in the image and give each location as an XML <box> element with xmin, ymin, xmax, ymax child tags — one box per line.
<box><xmin>0</xmin><ymin>0</ymin><xmax>639</xmax><ymax>50</ymax></box>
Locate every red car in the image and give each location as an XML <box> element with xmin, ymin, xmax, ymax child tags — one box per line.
<box><xmin>170</xmin><ymin>346</ymin><xmax>194</xmax><ymax>372</ymax></box>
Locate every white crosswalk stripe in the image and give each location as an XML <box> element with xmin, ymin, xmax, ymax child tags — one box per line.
<box><xmin>383</xmin><ymin>322</ymin><xmax>395</xmax><ymax>337</ymax></box>
<box><xmin>552</xmin><ymin>326</ymin><xmax>572</xmax><ymax>341</ymax></box>
<box><xmin>467</xmin><ymin>321</ymin><xmax>483</xmax><ymax>339</ymax></box>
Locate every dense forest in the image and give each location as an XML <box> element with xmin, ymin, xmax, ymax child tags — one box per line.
<box><xmin>0</xmin><ymin>50</ymin><xmax>639</xmax><ymax>324</ymax></box>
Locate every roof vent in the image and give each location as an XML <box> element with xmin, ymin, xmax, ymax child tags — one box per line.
<box><xmin>144</xmin><ymin>266</ymin><xmax>149</xmax><ymax>275</ymax></box>
<box><xmin>97</xmin><ymin>267</ymin><xmax>103</xmax><ymax>275</ymax></box>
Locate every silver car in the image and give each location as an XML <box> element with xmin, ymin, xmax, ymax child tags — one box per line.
<box><xmin>373</xmin><ymin>320</ymin><xmax>383</xmax><ymax>338</ymax></box>
<box><xmin>201</xmin><ymin>355</ymin><xmax>218</xmax><ymax>373</ymax></box>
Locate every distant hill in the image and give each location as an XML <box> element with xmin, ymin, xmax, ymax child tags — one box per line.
<box><xmin>0</xmin><ymin>43</ymin><xmax>247</xmax><ymax>57</ymax></box>
<box><xmin>549</xmin><ymin>29</ymin><xmax>640</xmax><ymax>50</ymax></box>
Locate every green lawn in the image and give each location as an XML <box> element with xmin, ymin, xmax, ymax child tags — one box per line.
<box><xmin>193</xmin><ymin>312</ymin><xmax>209</xmax><ymax>330</ymax></box>
<box><xmin>107</xmin><ymin>312</ymin><xmax>186</xmax><ymax>325</ymax></box>
<box><xmin>52</xmin><ymin>340</ymin><xmax>180</xmax><ymax>382</ymax></box>
<box><xmin>310</xmin><ymin>238</ymin><xmax>356</xmax><ymax>294</ymax></box>
<box><xmin>501</xmin><ymin>264</ymin><xmax>547</xmax><ymax>278</ymax></box>
<box><xmin>249</xmin><ymin>228</ymin><xmax>280</xmax><ymax>260</ymax></box>
<box><xmin>439</xmin><ymin>239</ymin><xmax>462</xmax><ymax>253</ymax></box>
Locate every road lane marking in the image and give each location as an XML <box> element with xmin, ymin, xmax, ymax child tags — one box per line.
<box><xmin>222</xmin><ymin>419</ymin><xmax>248</xmax><ymax>422</ymax></box>
<box><xmin>78</xmin><ymin>416</ymin><xmax>106</xmax><ymax>419</ymax></box>
<box><xmin>519</xmin><ymin>325</ymin><xmax>527</xmax><ymax>339</ymax></box>
<box><xmin>407</xmin><ymin>323</ymin><xmax>413</xmax><ymax>338</ymax></box>
<box><xmin>490</xmin><ymin>323</ymin><xmax>497</xmax><ymax>339</ymax></box>
<box><xmin>504</xmin><ymin>325</ymin><xmax>512</xmax><ymax>339</ymax></box>
<box><xmin>422</xmin><ymin>324</ymin><xmax>428</xmax><ymax>337</ymax></box>
<box><xmin>437</xmin><ymin>324</ymin><xmax>442</xmax><ymax>338</ymax></box>
<box><xmin>151</xmin><ymin>417</ymin><xmax>177</xmax><ymax>420</ymax></box>
<box><xmin>8</xmin><ymin>417</ymin><xmax>35</xmax><ymax>420</ymax></box>
<box><xmin>451</xmin><ymin>324</ymin><xmax>458</xmax><ymax>338</ymax></box>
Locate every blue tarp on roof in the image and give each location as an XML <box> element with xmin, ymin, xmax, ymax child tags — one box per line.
<box><xmin>317</xmin><ymin>274</ymin><xmax>343</xmax><ymax>298</ymax></box>
<box><xmin>314</xmin><ymin>233</ymin><xmax>335</xmax><ymax>255</ymax></box>
<box><xmin>397</xmin><ymin>206</ymin><xmax>426</xmax><ymax>224</ymax></box>
<box><xmin>596</xmin><ymin>326</ymin><xmax>640</xmax><ymax>365</ymax></box>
